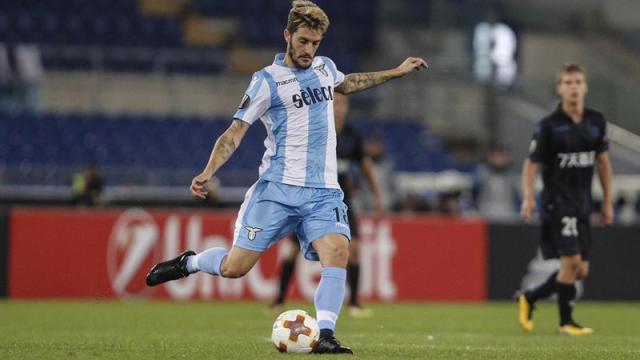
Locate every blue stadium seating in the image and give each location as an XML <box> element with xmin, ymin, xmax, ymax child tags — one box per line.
<box><xmin>0</xmin><ymin>0</ymin><xmax>374</xmax><ymax>74</ymax></box>
<box><xmin>0</xmin><ymin>112</ymin><xmax>470</xmax><ymax>187</ymax></box>
<box><xmin>0</xmin><ymin>0</ymin><xmax>177</xmax><ymax>47</ymax></box>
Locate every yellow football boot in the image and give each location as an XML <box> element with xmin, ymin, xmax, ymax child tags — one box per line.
<box><xmin>557</xmin><ymin>323</ymin><xmax>594</xmax><ymax>336</ymax></box>
<box><xmin>518</xmin><ymin>294</ymin><xmax>534</xmax><ymax>332</ymax></box>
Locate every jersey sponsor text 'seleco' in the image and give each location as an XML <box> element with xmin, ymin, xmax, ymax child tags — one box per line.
<box><xmin>233</xmin><ymin>54</ymin><xmax>345</xmax><ymax>189</ymax></box>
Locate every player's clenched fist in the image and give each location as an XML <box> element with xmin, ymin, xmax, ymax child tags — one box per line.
<box><xmin>190</xmin><ymin>173</ymin><xmax>210</xmax><ymax>199</ymax></box>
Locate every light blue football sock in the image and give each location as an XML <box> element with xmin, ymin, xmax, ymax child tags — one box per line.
<box><xmin>186</xmin><ymin>247</ymin><xmax>228</xmax><ymax>276</ymax></box>
<box><xmin>315</xmin><ymin>267</ymin><xmax>347</xmax><ymax>333</ymax></box>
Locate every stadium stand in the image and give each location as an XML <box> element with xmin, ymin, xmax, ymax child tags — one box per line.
<box><xmin>0</xmin><ymin>112</ymin><xmax>468</xmax><ymax>188</ymax></box>
<box><xmin>0</xmin><ymin>0</ymin><xmax>369</xmax><ymax>74</ymax></box>
<box><xmin>1</xmin><ymin>0</ymin><xmax>638</xmax><ymax>216</ymax></box>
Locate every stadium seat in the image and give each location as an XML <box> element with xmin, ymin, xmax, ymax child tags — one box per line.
<box><xmin>0</xmin><ymin>112</ymin><xmax>473</xmax><ymax>187</ymax></box>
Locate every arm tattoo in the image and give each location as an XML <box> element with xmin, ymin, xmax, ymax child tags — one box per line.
<box><xmin>337</xmin><ymin>71</ymin><xmax>396</xmax><ymax>95</ymax></box>
<box><xmin>206</xmin><ymin>120</ymin><xmax>248</xmax><ymax>174</ymax></box>
<box><xmin>213</xmin><ymin>134</ymin><xmax>237</xmax><ymax>165</ymax></box>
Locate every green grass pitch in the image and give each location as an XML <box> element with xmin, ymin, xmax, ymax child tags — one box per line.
<box><xmin>1</xmin><ymin>301</ymin><xmax>639</xmax><ymax>359</ymax></box>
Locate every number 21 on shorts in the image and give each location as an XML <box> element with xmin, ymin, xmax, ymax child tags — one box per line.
<box><xmin>561</xmin><ymin>216</ymin><xmax>579</xmax><ymax>237</ymax></box>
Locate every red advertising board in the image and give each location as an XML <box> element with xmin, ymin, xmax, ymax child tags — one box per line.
<box><xmin>8</xmin><ymin>208</ymin><xmax>487</xmax><ymax>301</ymax></box>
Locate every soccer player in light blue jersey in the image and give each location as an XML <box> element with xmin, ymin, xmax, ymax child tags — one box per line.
<box><xmin>146</xmin><ymin>0</ymin><xmax>427</xmax><ymax>354</ymax></box>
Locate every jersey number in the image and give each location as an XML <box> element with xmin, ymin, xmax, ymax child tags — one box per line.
<box><xmin>334</xmin><ymin>207</ymin><xmax>348</xmax><ymax>224</ymax></box>
<box><xmin>561</xmin><ymin>216</ymin><xmax>579</xmax><ymax>237</ymax></box>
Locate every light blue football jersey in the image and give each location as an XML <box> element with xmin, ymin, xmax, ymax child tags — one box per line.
<box><xmin>233</xmin><ymin>53</ymin><xmax>345</xmax><ymax>189</ymax></box>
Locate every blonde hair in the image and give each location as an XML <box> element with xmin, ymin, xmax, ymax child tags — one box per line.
<box><xmin>287</xmin><ymin>0</ymin><xmax>330</xmax><ymax>34</ymax></box>
<box><xmin>556</xmin><ymin>63</ymin><xmax>586</xmax><ymax>84</ymax></box>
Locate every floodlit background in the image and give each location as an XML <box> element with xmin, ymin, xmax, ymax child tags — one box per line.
<box><xmin>1</xmin><ymin>0</ymin><xmax>639</xmax><ymax>215</ymax></box>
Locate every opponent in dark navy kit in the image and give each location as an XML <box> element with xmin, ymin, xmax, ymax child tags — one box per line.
<box><xmin>518</xmin><ymin>64</ymin><xmax>613</xmax><ymax>336</ymax></box>
<box><xmin>270</xmin><ymin>92</ymin><xmax>383</xmax><ymax>318</ymax></box>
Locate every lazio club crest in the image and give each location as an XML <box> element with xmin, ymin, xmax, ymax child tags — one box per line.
<box><xmin>245</xmin><ymin>226</ymin><xmax>263</xmax><ymax>240</ymax></box>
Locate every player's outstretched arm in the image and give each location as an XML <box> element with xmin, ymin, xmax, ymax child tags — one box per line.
<box><xmin>520</xmin><ymin>159</ymin><xmax>538</xmax><ymax>222</ymax></box>
<box><xmin>596</xmin><ymin>152</ymin><xmax>614</xmax><ymax>225</ymax></box>
<box><xmin>335</xmin><ymin>57</ymin><xmax>428</xmax><ymax>95</ymax></box>
<box><xmin>190</xmin><ymin>119</ymin><xmax>249</xmax><ymax>199</ymax></box>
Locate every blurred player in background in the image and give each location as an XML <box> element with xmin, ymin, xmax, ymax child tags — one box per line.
<box><xmin>71</xmin><ymin>162</ymin><xmax>104</xmax><ymax>206</ymax></box>
<box><xmin>270</xmin><ymin>93</ymin><xmax>384</xmax><ymax>318</ymax></box>
<box><xmin>518</xmin><ymin>64</ymin><xmax>613</xmax><ymax>336</ymax></box>
<box><xmin>145</xmin><ymin>0</ymin><xmax>427</xmax><ymax>354</ymax></box>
